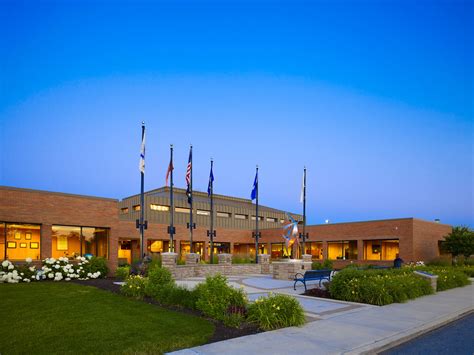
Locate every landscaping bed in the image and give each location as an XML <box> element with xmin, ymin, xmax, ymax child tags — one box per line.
<box><xmin>73</xmin><ymin>277</ymin><xmax>262</xmax><ymax>343</ymax></box>
<box><xmin>302</xmin><ymin>266</ymin><xmax>471</xmax><ymax>306</ymax></box>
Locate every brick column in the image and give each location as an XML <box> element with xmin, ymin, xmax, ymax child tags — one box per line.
<box><xmin>108</xmin><ymin>228</ymin><xmax>118</xmax><ymax>275</ymax></box>
<box><xmin>302</xmin><ymin>254</ymin><xmax>312</xmax><ymax>263</ymax></box>
<box><xmin>161</xmin><ymin>252</ymin><xmax>178</xmax><ymax>269</ymax></box>
<box><xmin>203</xmin><ymin>240</ymin><xmax>209</xmax><ymax>262</ymax></box>
<box><xmin>218</xmin><ymin>253</ymin><xmax>232</xmax><ymax>265</ymax></box>
<box><xmin>258</xmin><ymin>254</ymin><xmax>270</xmax><ymax>274</ymax></box>
<box><xmin>40</xmin><ymin>224</ymin><xmax>52</xmax><ymax>260</ymax></box>
<box><xmin>185</xmin><ymin>253</ymin><xmax>200</xmax><ymax>265</ymax></box>
<box><xmin>357</xmin><ymin>239</ymin><xmax>364</xmax><ymax>261</ymax></box>
<box><xmin>322</xmin><ymin>241</ymin><xmax>328</xmax><ymax>260</ymax></box>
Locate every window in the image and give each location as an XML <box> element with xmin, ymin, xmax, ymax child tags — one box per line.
<box><xmin>266</xmin><ymin>217</ymin><xmax>278</xmax><ymax>223</ymax></box>
<box><xmin>120</xmin><ymin>207</ymin><xmax>129</xmax><ymax>214</ymax></box>
<box><xmin>251</xmin><ymin>216</ymin><xmax>264</xmax><ymax>221</ymax></box>
<box><xmin>132</xmin><ymin>205</ymin><xmax>141</xmax><ymax>211</ymax></box>
<box><xmin>217</xmin><ymin>212</ymin><xmax>231</xmax><ymax>218</ymax></box>
<box><xmin>197</xmin><ymin>210</ymin><xmax>210</xmax><ymax>216</ymax></box>
<box><xmin>150</xmin><ymin>204</ymin><xmax>169</xmax><ymax>211</ymax></box>
<box><xmin>328</xmin><ymin>241</ymin><xmax>357</xmax><ymax>260</ymax></box>
<box><xmin>176</xmin><ymin>207</ymin><xmax>190</xmax><ymax>213</ymax></box>
<box><xmin>0</xmin><ymin>223</ymin><xmax>4</xmax><ymax>260</ymax></box>
<box><xmin>52</xmin><ymin>225</ymin><xmax>109</xmax><ymax>259</ymax></box>
<box><xmin>271</xmin><ymin>242</ymin><xmax>290</xmax><ymax>259</ymax></box>
<box><xmin>304</xmin><ymin>242</ymin><xmax>323</xmax><ymax>259</ymax></box>
<box><xmin>364</xmin><ymin>239</ymin><xmax>399</xmax><ymax>260</ymax></box>
<box><xmin>235</xmin><ymin>214</ymin><xmax>248</xmax><ymax>220</ymax></box>
<box><xmin>4</xmin><ymin>223</ymin><xmax>41</xmax><ymax>261</ymax></box>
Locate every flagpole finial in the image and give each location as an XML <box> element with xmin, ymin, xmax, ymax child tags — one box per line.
<box><xmin>170</xmin><ymin>144</ymin><xmax>173</xmax><ymax>149</ymax></box>
<box><xmin>142</xmin><ymin>121</ymin><xmax>145</xmax><ymax>125</ymax></box>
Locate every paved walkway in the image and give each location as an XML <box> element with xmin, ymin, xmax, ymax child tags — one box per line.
<box><xmin>171</xmin><ymin>276</ymin><xmax>474</xmax><ymax>355</ymax></box>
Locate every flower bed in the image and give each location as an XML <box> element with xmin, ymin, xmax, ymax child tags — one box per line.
<box><xmin>329</xmin><ymin>268</ymin><xmax>434</xmax><ymax>305</ymax></box>
<box><xmin>412</xmin><ymin>266</ymin><xmax>470</xmax><ymax>291</ymax></box>
<box><xmin>0</xmin><ymin>257</ymin><xmax>108</xmax><ymax>283</ymax></box>
<box><xmin>120</xmin><ymin>268</ymin><xmax>306</xmax><ymax>330</ymax></box>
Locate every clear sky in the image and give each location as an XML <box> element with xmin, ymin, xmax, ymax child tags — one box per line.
<box><xmin>0</xmin><ymin>0</ymin><xmax>472</xmax><ymax>227</ymax></box>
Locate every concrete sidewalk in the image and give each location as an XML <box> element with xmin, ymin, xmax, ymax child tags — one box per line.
<box><xmin>170</xmin><ymin>282</ymin><xmax>473</xmax><ymax>355</ymax></box>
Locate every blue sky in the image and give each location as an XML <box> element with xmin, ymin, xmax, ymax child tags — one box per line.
<box><xmin>0</xmin><ymin>0</ymin><xmax>472</xmax><ymax>227</ymax></box>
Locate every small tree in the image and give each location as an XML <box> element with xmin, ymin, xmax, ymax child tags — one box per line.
<box><xmin>442</xmin><ymin>226</ymin><xmax>474</xmax><ymax>264</ymax></box>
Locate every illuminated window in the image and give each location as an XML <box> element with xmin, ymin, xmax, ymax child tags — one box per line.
<box><xmin>235</xmin><ymin>214</ymin><xmax>248</xmax><ymax>220</ymax></box>
<box><xmin>271</xmin><ymin>242</ymin><xmax>290</xmax><ymax>259</ymax></box>
<box><xmin>120</xmin><ymin>207</ymin><xmax>129</xmax><ymax>214</ymax></box>
<box><xmin>217</xmin><ymin>212</ymin><xmax>231</xmax><ymax>218</ymax></box>
<box><xmin>364</xmin><ymin>239</ymin><xmax>399</xmax><ymax>260</ymax></box>
<box><xmin>0</xmin><ymin>223</ymin><xmax>4</xmax><ymax>260</ymax></box>
<box><xmin>197</xmin><ymin>210</ymin><xmax>210</xmax><ymax>216</ymax></box>
<box><xmin>5</xmin><ymin>223</ymin><xmax>41</xmax><ymax>261</ymax></box>
<box><xmin>266</xmin><ymin>217</ymin><xmax>277</xmax><ymax>223</ymax></box>
<box><xmin>327</xmin><ymin>241</ymin><xmax>357</xmax><ymax>260</ymax></box>
<box><xmin>305</xmin><ymin>242</ymin><xmax>323</xmax><ymax>259</ymax></box>
<box><xmin>150</xmin><ymin>204</ymin><xmax>169</xmax><ymax>211</ymax></box>
<box><xmin>52</xmin><ymin>225</ymin><xmax>109</xmax><ymax>259</ymax></box>
<box><xmin>132</xmin><ymin>205</ymin><xmax>141</xmax><ymax>211</ymax></box>
<box><xmin>251</xmin><ymin>216</ymin><xmax>264</xmax><ymax>221</ymax></box>
<box><xmin>176</xmin><ymin>207</ymin><xmax>190</xmax><ymax>213</ymax></box>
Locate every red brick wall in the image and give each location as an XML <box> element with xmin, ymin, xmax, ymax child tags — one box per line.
<box><xmin>412</xmin><ymin>219</ymin><xmax>451</xmax><ymax>262</ymax></box>
<box><xmin>0</xmin><ymin>187</ymin><xmax>120</xmax><ymax>271</ymax></box>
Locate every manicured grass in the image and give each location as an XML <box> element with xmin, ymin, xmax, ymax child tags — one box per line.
<box><xmin>0</xmin><ymin>282</ymin><xmax>214</xmax><ymax>354</ymax></box>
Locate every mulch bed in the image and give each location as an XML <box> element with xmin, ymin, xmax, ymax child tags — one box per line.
<box><xmin>302</xmin><ymin>287</ymin><xmax>332</xmax><ymax>299</ymax></box>
<box><xmin>72</xmin><ymin>278</ymin><xmax>262</xmax><ymax>343</ymax></box>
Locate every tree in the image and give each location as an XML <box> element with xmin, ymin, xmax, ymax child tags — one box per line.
<box><xmin>442</xmin><ymin>226</ymin><xmax>474</xmax><ymax>263</ymax></box>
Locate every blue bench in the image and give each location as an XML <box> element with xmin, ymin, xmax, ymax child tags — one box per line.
<box><xmin>293</xmin><ymin>269</ymin><xmax>332</xmax><ymax>291</ymax></box>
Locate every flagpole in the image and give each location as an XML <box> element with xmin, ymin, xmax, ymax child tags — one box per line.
<box><xmin>139</xmin><ymin>122</ymin><xmax>145</xmax><ymax>259</ymax></box>
<box><xmin>189</xmin><ymin>145</ymin><xmax>194</xmax><ymax>252</ymax></box>
<box><xmin>169</xmin><ymin>145</ymin><xmax>175</xmax><ymax>252</ymax></box>
<box><xmin>209</xmin><ymin>158</ymin><xmax>214</xmax><ymax>264</ymax></box>
<box><xmin>255</xmin><ymin>165</ymin><xmax>259</xmax><ymax>264</ymax></box>
<box><xmin>302</xmin><ymin>166</ymin><xmax>306</xmax><ymax>256</ymax></box>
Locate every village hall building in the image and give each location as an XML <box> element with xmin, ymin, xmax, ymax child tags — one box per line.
<box><xmin>0</xmin><ymin>185</ymin><xmax>451</xmax><ymax>272</ymax></box>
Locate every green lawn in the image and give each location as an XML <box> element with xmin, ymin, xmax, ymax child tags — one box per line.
<box><xmin>0</xmin><ymin>282</ymin><xmax>214</xmax><ymax>354</ymax></box>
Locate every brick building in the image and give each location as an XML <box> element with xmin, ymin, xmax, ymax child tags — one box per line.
<box><xmin>0</xmin><ymin>185</ymin><xmax>451</xmax><ymax>272</ymax></box>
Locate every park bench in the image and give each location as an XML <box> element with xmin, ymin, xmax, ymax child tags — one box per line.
<box><xmin>293</xmin><ymin>269</ymin><xmax>332</xmax><ymax>291</ymax></box>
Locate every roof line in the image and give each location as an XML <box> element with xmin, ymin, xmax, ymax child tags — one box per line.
<box><xmin>0</xmin><ymin>185</ymin><xmax>119</xmax><ymax>202</ymax></box>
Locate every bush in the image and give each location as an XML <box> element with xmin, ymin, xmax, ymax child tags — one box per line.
<box><xmin>414</xmin><ymin>266</ymin><xmax>470</xmax><ymax>291</ymax></box>
<box><xmin>232</xmin><ymin>255</ymin><xmax>255</xmax><ymax>264</ymax></box>
<box><xmin>121</xmin><ymin>275</ymin><xmax>147</xmax><ymax>299</ymax></box>
<box><xmin>195</xmin><ymin>274</ymin><xmax>248</xmax><ymax>327</ymax></box>
<box><xmin>115</xmin><ymin>266</ymin><xmax>130</xmax><ymax>280</ymax></box>
<box><xmin>84</xmin><ymin>257</ymin><xmax>108</xmax><ymax>278</ymax></box>
<box><xmin>247</xmin><ymin>293</ymin><xmax>305</xmax><ymax>330</ymax></box>
<box><xmin>455</xmin><ymin>266</ymin><xmax>474</xmax><ymax>277</ymax></box>
<box><xmin>426</xmin><ymin>256</ymin><xmax>452</xmax><ymax>267</ymax></box>
<box><xmin>329</xmin><ymin>268</ymin><xmax>434</xmax><ymax>305</ymax></box>
<box><xmin>148</xmin><ymin>255</ymin><xmax>162</xmax><ymax>270</ymax></box>
<box><xmin>312</xmin><ymin>259</ymin><xmax>333</xmax><ymax>270</ymax></box>
<box><xmin>145</xmin><ymin>266</ymin><xmax>175</xmax><ymax>298</ymax></box>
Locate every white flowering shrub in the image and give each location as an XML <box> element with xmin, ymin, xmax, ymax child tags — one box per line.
<box><xmin>0</xmin><ymin>256</ymin><xmax>103</xmax><ymax>284</ymax></box>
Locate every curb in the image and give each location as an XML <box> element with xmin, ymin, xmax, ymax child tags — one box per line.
<box><xmin>345</xmin><ymin>308</ymin><xmax>474</xmax><ymax>354</ymax></box>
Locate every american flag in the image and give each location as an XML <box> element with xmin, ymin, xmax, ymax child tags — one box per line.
<box><xmin>185</xmin><ymin>147</ymin><xmax>192</xmax><ymax>204</ymax></box>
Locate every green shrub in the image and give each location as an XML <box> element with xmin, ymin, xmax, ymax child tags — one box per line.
<box><xmin>148</xmin><ymin>255</ymin><xmax>162</xmax><ymax>270</ymax></box>
<box><xmin>426</xmin><ymin>256</ymin><xmax>452</xmax><ymax>267</ymax></box>
<box><xmin>414</xmin><ymin>266</ymin><xmax>470</xmax><ymax>291</ymax></box>
<box><xmin>84</xmin><ymin>257</ymin><xmax>108</xmax><ymax>278</ymax></box>
<box><xmin>145</xmin><ymin>266</ymin><xmax>175</xmax><ymax>298</ymax></box>
<box><xmin>232</xmin><ymin>255</ymin><xmax>255</xmax><ymax>264</ymax></box>
<box><xmin>195</xmin><ymin>274</ymin><xmax>248</xmax><ymax>327</ymax></box>
<box><xmin>115</xmin><ymin>266</ymin><xmax>130</xmax><ymax>280</ymax></box>
<box><xmin>455</xmin><ymin>266</ymin><xmax>474</xmax><ymax>277</ymax></box>
<box><xmin>177</xmin><ymin>259</ymin><xmax>186</xmax><ymax>265</ymax></box>
<box><xmin>121</xmin><ymin>275</ymin><xmax>147</xmax><ymax>299</ymax></box>
<box><xmin>312</xmin><ymin>259</ymin><xmax>333</xmax><ymax>270</ymax></box>
<box><xmin>329</xmin><ymin>268</ymin><xmax>434</xmax><ymax>305</ymax></box>
<box><xmin>247</xmin><ymin>293</ymin><xmax>305</xmax><ymax>330</ymax></box>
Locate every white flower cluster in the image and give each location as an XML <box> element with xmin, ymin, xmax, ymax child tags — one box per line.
<box><xmin>0</xmin><ymin>256</ymin><xmax>102</xmax><ymax>284</ymax></box>
<box><xmin>0</xmin><ymin>260</ymin><xmax>24</xmax><ymax>283</ymax></box>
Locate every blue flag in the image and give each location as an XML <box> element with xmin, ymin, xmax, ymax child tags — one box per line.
<box><xmin>207</xmin><ymin>164</ymin><xmax>214</xmax><ymax>197</ymax></box>
<box><xmin>251</xmin><ymin>170</ymin><xmax>258</xmax><ymax>200</ymax></box>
